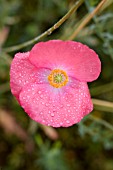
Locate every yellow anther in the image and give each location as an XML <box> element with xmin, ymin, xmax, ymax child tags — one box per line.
<box><xmin>48</xmin><ymin>69</ymin><xmax>68</xmax><ymax>88</ymax></box>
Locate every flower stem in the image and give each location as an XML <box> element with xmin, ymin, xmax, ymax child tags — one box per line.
<box><xmin>68</xmin><ymin>0</ymin><xmax>107</xmax><ymax>40</ymax></box>
<box><xmin>2</xmin><ymin>0</ymin><xmax>84</xmax><ymax>53</ymax></box>
<box><xmin>92</xmin><ymin>98</ymin><xmax>113</xmax><ymax>113</ymax></box>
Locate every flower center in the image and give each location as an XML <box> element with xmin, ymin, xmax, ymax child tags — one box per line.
<box><xmin>48</xmin><ymin>69</ymin><xmax>68</xmax><ymax>88</ymax></box>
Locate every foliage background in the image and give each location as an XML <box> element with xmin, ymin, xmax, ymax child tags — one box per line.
<box><xmin>0</xmin><ymin>0</ymin><xmax>113</xmax><ymax>170</ymax></box>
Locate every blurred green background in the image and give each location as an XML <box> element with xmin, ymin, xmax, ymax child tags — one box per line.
<box><xmin>0</xmin><ymin>0</ymin><xmax>113</xmax><ymax>170</ymax></box>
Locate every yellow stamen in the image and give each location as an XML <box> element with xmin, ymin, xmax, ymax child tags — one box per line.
<box><xmin>48</xmin><ymin>69</ymin><xmax>68</xmax><ymax>88</ymax></box>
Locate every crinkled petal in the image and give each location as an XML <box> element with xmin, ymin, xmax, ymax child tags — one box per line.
<box><xmin>19</xmin><ymin>79</ymin><xmax>93</xmax><ymax>127</ymax></box>
<box><xmin>10</xmin><ymin>52</ymin><xmax>50</xmax><ymax>100</ymax></box>
<box><xmin>29</xmin><ymin>40</ymin><xmax>101</xmax><ymax>82</ymax></box>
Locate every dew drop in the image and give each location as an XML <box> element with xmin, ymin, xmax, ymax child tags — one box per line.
<box><xmin>60</xmin><ymin>104</ymin><xmax>63</xmax><ymax>108</ymax></box>
<box><xmin>66</xmin><ymin>120</ymin><xmax>70</xmax><ymax>124</ymax></box>
<box><xmin>47</xmin><ymin>29</ymin><xmax>52</xmax><ymax>35</ymax></box>
<box><xmin>53</xmin><ymin>109</ymin><xmax>56</xmax><ymax>113</ymax></box>
<box><xmin>60</xmin><ymin>122</ymin><xmax>63</xmax><ymax>125</ymax></box>
<box><xmin>19</xmin><ymin>80</ymin><xmax>21</xmax><ymax>83</ymax></box>
<box><xmin>53</xmin><ymin>24</ymin><xmax>58</xmax><ymax>29</ymax></box>
<box><xmin>51</xmin><ymin>113</ymin><xmax>54</xmax><ymax>117</ymax></box>
<box><xmin>40</xmin><ymin>94</ymin><xmax>43</xmax><ymax>98</ymax></box>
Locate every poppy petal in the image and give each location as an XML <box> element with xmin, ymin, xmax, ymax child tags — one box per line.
<box><xmin>29</xmin><ymin>40</ymin><xmax>101</xmax><ymax>82</ymax></box>
<box><xmin>10</xmin><ymin>52</ymin><xmax>50</xmax><ymax>100</ymax></box>
<box><xmin>19</xmin><ymin>79</ymin><xmax>93</xmax><ymax>127</ymax></box>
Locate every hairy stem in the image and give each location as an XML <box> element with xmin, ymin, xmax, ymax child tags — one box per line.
<box><xmin>92</xmin><ymin>98</ymin><xmax>113</xmax><ymax>113</ymax></box>
<box><xmin>2</xmin><ymin>0</ymin><xmax>84</xmax><ymax>53</ymax></box>
<box><xmin>68</xmin><ymin>0</ymin><xmax>107</xmax><ymax>40</ymax></box>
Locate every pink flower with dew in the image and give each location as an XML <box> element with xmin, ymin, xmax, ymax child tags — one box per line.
<box><xmin>10</xmin><ymin>40</ymin><xmax>101</xmax><ymax>127</ymax></box>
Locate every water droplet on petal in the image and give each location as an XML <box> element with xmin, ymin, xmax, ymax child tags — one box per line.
<box><xmin>51</xmin><ymin>113</ymin><xmax>54</xmax><ymax>117</ymax></box>
<box><xmin>60</xmin><ymin>104</ymin><xmax>63</xmax><ymax>108</ymax></box>
<box><xmin>66</xmin><ymin>120</ymin><xmax>70</xmax><ymax>124</ymax></box>
<box><xmin>60</xmin><ymin>122</ymin><xmax>63</xmax><ymax>125</ymax></box>
<box><xmin>38</xmin><ymin>91</ymin><xmax>41</xmax><ymax>94</ymax></box>
<box><xmin>40</xmin><ymin>94</ymin><xmax>43</xmax><ymax>98</ymax></box>
<box><xmin>45</xmin><ymin>103</ymin><xmax>49</xmax><ymax>106</ymax></box>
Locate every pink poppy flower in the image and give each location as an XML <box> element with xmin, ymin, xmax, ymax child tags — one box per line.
<box><xmin>10</xmin><ymin>40</ymin><xmax>101</xmax><ymax>127</ymax></box>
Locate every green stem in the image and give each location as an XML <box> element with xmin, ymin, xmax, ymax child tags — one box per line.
<box><xmin>68</xmin><ymin>0</ymin><xmax>106</xmax><ymax>40</ymax></box>
<box><xmin>2</xmin><ymin>0</ymin><xmax>84</xmax><ymax>53</ymax></box>
<box><xmin>92</xmin><ymin>98</ymin><xmax>113</xmax><ymax>113</ymax></box>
